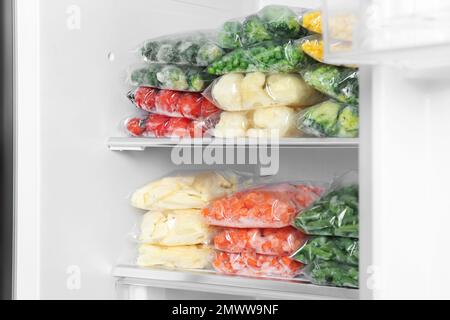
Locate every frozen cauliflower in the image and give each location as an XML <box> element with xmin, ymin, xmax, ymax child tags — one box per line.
<box><xmin>214</xmin><ymin>111</ymin><xmax>250</xmax><ymax>138</ymax></box>
<box><xmin>250</xmin><ymin>106</ymin><xmax>298</xmax><ymax>137</ymax></box>
<box><xmin>211</xmin><ymin>73</ymin><xmax>244</xmax><ymax>111</ymax></box>
<box><xmin>241</xmin><ymin>72</ymin><xmax>274</xmax><ymax>110</ymax></box>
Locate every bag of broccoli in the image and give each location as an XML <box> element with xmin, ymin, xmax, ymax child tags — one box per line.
<box><xmin>128</xmin><ymin>64</ymin><xmax>217</xmax><ymax>92</ymax></box>
<box><xmin>303</xmin><ymin>260</ymin><xmax>359</xmax><ymax>288</ymax></box>
<box><xmin>138</xmin><ymin>30</ymin><xmax>226</xmax><ymax>67</ymax></box>
<box><xmin>293</xmin><ymin>171</ymin><xmax>359</xmax><ymax>239</ymax></box>
<box><xmin>297</xmin><ymin>100</ymin><xmax>359</xmax><ymax>138</ymax></box>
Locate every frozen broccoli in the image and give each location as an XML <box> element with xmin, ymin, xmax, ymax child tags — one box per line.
<box><xmin>156</xmin><ymin>65</ymin><xmax>189</xmax><ymax>91</ymax></box>
<box><xmin>197</xmin><ymin>43</ymin><xmax>225</xmax><ymax>66</ymax></box>
<box><xmin>218</xmin><ymin>21</ymin><xmax>243</xmax><ymax>49</ymax></box>
<box><xmin>130</xmin><ymin>65</ymin><xmax>161</xmax><ymax>87</ymax></box>
<box><xmin>141</xmin><ymin>41</ymin><xmax>161</xmax><ymax>62</ymax></box>
<box><xmin>242</xmin><ymin>15</ymin><xmax>271</xmax><ymax>47</ymax></box>
<box><xmin>299</xmin><ymin>100</ymin><xmax>341</xmax><ymax>137</ymax></box>
<box><xmin>336</xmin><ymin>105</ymin><xmax>359</xmax><ymax>138</ymax></box>
<box><xmin>156</xmin><ymin>43</ymin><xmax>179</xmax><ymax>63</ymax></box>
<box><xmin>306</xmin><ymin>261</ymin><xmax>359</xmax><ymax>288</ymax></box>
<box><xmin>177</xmin><ymin>41</ymin><xmax>200</xmax><ymax>65</ymax></box>
<box><xmin>260</xmin><ymin>5</ymin><xmax>302</xmax><ymax>39</ymax></box>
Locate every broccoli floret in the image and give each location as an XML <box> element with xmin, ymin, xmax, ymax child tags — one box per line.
<box><xmin>130</xmin><ymin>66</ymin><xmax>160</xmax><ymax>87</ymax></box>
<box><xmin>156</xmin><ymin>43</ymin><xmax>179</xmax><ymax>63</ymax></box>
<box><xmin>141</xmin><ymin>41</ymin><xmax>161</xmax><ymax>62</ymax></box>
<box><xmin>218</xmin><ymin>21</ymin><xmax>243</xmax><ymax>49</ymax></box>
<box><xmin>300</xmin><ymin>100</ymin><xmax>341</xmax><ymax>137</ymax></box>
<box><xmin>336</xmin><ymin>105</ymin><xmax>359</xmax><ymax>138</ymax></box>
<box><xmin>260</xmin><ymin>5</ymin><xmax>301</xmax><ymax>39</ymax></box>
<box><xmin>197</xmin><ymin>43</ymin><xmax>225</xmax><ymax>66</ymax></box>
<box><xmin>177</xmin><ymin>41</ymin><xmax>200</xmax><ymax>65</ymax></box>
<box><xmin>242</xmin><ymin>15</ymin><xmax>271</xmax><ymax>46</ymax></box>
<box><xmin>156</xmin><ymin>65</ymin><xmax>188</xmax><ymax>90</ymax></box>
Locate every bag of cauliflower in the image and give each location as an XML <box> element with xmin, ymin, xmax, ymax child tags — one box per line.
<box><xmin>203</xmin><ymin>72</ymin><xmax>324</xmax><ymax>112</ymax></box>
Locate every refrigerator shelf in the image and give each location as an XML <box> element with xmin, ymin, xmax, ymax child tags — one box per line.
<box><xmin>113</xmin><ymin>265</ymin><xmax>359</xmax><ymax>300</ymax></box>
<box><xmin>107</xmin><ymin>137</ymin><xmax>360</xmax><ymax>151</ymax></box>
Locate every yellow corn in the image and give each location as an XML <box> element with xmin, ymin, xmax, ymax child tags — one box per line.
<box><xmin>302</xmin><ymin>39</ymin><xmax>324</xmax><ymax>63</ymax></box>
<box><xmin>302</xmin><ymin>11</ymin><xmax>322</xmax><ymax>34</ymax></box>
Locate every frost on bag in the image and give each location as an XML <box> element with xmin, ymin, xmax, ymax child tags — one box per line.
<box><xmin>217</xmin><ymin>5</ymin><xmax>308</xmax><ymax>49</ymax></box>
<box><xmin>302</xmin><ymin>261</ymin><xmax>359</xmax><ymax>288</ymax></box>
<box><xmin>292</xmin><ymin>236</ymin><xmax>359</xmax><ymax>266</ymax></box>
<box><xmin>293</xmin><ymin>172</ymin><xmax>359</xmax><ymax>238</ymax></box>
<box><xmin>138</xmin><ymin>209</ymin><xmax>211</xmax><ymax>247</ymax></box>
<box><xmin>297</xmin><ymin>100</ymin><xmax>359</xmax><ymax>138</ymax></box>
<box><xmin>128</xmin><ymin>87</ymin><xmax>221</xmax><ymax>120</ymax></box>
<box><xmin>138</xmin><ymin>31</ymin><xmax>225</xmax><ymax>67</ymax></box>
<box><xmin>207</xmin><ymin>40</ymin><xmax>307</xmax><ymax>75</ymax></box>
<box><xmin>214</xmin><ymin>227</ymin><xmax>308</xmax><ymax>256</ymax></box>
<box><xmin>205</xmin><ymin>72</ymin><xmax>324</xmax><ymax>112</ymax></box>
<box><xmin>301</xmin><ymin>63</ymin><xmax>359</xmax><ymax>105</ymax></box>
<box><xmin>131</xmin><ymin>170</ymin><xmax>254</xmax><ymax>211</ymax></box>
<box><xmin>213</xmin><ymin>251</ymin><xmax>303</xmax><ymax>278</ymax></box>
<box><xmin>128</xmin><ymin>64</ymin><xmax>216</xmax><ymax>92</ymax></box>
<box><xmin>203</xmin><ymin>182</ymin><xmax>325</xmax><ymax>229</ymax></box>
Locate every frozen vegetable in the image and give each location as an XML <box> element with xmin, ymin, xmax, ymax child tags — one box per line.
<box><xmin>301</xmin><ymin>36</ymin><xmax>324</xmax><ymax>63</ymax></box>
<box><xmin>303</xmin><ymin>261</ymin><xmax>359</xmax><ymax>288</ymax></box>
<box><xmin>139</xmin><ymin>209</ymin><xmax>211</xmax><ymax>246</ymax></box>
<box><xmin>213</xmin><ymin>111</ymin><xmax>250</xmax><ymax>138</ymax></box>
<box><xmin>293</xmin><ymin>236</ymin><xmax>359</xmax><ymax>266</ymax></box>
<box><xmin>128</xmin><ymin>87</ymin><xmax>220</xmax><ymax>120</ymax></box>
<box><xmin>131</xmin><ymin>171</ymin><xmax>241</xmax><ymax>211</ymax></box>
<box><xmin>208</xmin><ymin>72</ymin><xmax>323</xmax><ymax>112</ymax></box>
<box><xmin>139</xmin><ymin>31</ymin><xmax>225</xmax><ymax>66</ymax></box>
<box><xmin>214</xmin><ymin>227</ymin><xmax>307</xmax><ymax>256</ymax></box>
<box><xmin>302</xmin><ymin>11</ymin><xmax>322</xmax><ymax>34</ymax></box>
<box><xmin>203</xmin><ymin>183</ymin><xmax>324</xmax><ymax>228</ymax></box>
<box><xmin>137</xmin><ymin>244</ymin><xmax>212</xmax><ymax>269</ymax></box>
<box><xmin>298</xmin><ymin>100</ymin><xmax>359</xmax><ymax>138</ymax></box>
<box><xmin>301</xmin><ymin>64</ymin><xmax>359</xmax><ymax>105</ymax></box>
<box><xmin>294</xmin><ymin>185</ymin><xmax>359</xmax><ymax>238</ymax></box>
<box><xmin>128</xmin><ymin>64</ymin><xmax>216</xmax><ymax>92</ymax></box>
<box><xmin>213</xmin><ymin>251</ymin><xmax>303</xmax><ymax>278</ymax></box>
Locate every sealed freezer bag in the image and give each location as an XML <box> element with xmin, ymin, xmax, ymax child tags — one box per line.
<box><xmin>213</xmin><ymin>251</ymin><xmax>303</xmax><ymax>278</ymax></box>
<box><xmin>301</xmin><ymin>63</ymin><xmax>359</xmax><ymax>105</ymax></box>
<box><xmin>131</xmin><ymin>171</ymin><xmax>250</xmax><ymax>211</ymax></box>
<box><xmin>302</xmin><ymin>11</ymin><xmax>322</xmax><ymax>34</ymax></box>
<box><xmin>138</xmin><ymin>31</ymin><xmax>225</xmax><ymax>67</ymax></box>
<box><xmin>301</xmin><ymin>11</ymin><xmax>356</xmax><ymax>42</ymax></box>
<box><xmin>208</xmin><ymin>40</ymin><xmax>307</xmax><ymax>75</ymax></box>
<box><xmin>203</xmin><ymin>182</ymin><xmax>325</xmax><ymax>228</ymax></box>
<box><xmin>138</xmin><ymin>209</ymin><xmax>211</xmax><ymax>246</ymax></box>
<box><xmin>217</xmin><ymin>5</ymin><xmax>308</xmax><ymax>49</ymax></box>
<box><xmin>292</xmin><ymin>236</ymin><xmax>359</xmax><ymax>266</ymax></box>
<box><xmin>294</xmin><ymin>173</ymin><xmax>359</xmax><ymax>238</ymax></box>
<box><xmin>300</xmin><ymin>36</ymin><xmax>358</xmax><ymax>68</ymax></box>
<box><xmin>128</xmin><ymin>87</ymin><xmax>221</xmax><ymax>120</ymax></box>
<box><xmin>303</xmin><ymin>261</ymin><xmax>359</xmax><ymax>288</ymax></box>
<box><xmin>128</xmin><ymin>64</ymin><xmax>216</xmax><ymax>92</ymax></box>
<box><xmin>214</xmin><ymin>227</ymin><xmax>308</xmax><ymax>256</ymax></box>
<box><xmin>206</xmin><ymin>72</ymin><xmax>324</xmax><ymax>112</ymax></box>
<box><xmin>137</xmin><ymin>244</ymin><xmax>212</xmax><ymax>270</ymax></box>
<box><xmin>298</xmin><ymin>100</ymin><xmax>359</xmax><ymax>138</ymax></box>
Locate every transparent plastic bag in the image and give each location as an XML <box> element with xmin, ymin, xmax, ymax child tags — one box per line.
<box><xmin>128</xmin><ymin>87</ymin><xmax>221</xmax><ymax>120</ymax></box>
<box><xmin>131</xmin><ymin>170</ymin><xmax>255</xmax><ymax>211</ymax></box>
<box><xmin>300</xmin><ymin>35</ymin><xmax>324</xmax><ymax>63</ymax></box>
<box><xmin>128</xmin><ymin>64</ymin><xmax>216</xmax><ymax>92</ymax></box>
<box><xmin>302</xmin><ymin>261</ymin><xmax>359</xmax><ymax>288</ymax></box>
<box><xmin>214</xmin><ymin>227</ymin><xmax>307</xmax><ymax>256</ymax></box>
<box><xmin>297</xmin><ymin>100</ymin><xmax>359</xmax><ymax>138</ymax></box>
<box><xmin>300</xmin><ymin>63</ymin><xmax>359</xmax><ymax>105</ymax></box>
<box><xmin>293</xmin><ymin>172</ymin><xmax>359</xmax><ymax>238</ymax></box>
<box><xmin>207</xmin><ymin>40</ymin><xmax>307</xmax><ymax>75</ymax></box>
<box><xmin>301</xmin><ymin>11</ymin><xmax>322</xmax><ymax>34</ymax></box>
<box><xmin>217</xmin><ymin>5</ymin><xmax>308</xmax><ymax>49</ymax></box>
<box><xmin>137</xmin><ymin>244</ymin><xmax>212</xmax><ymax>270</ymax></box>
<box><xmin>138</xmin><ymin>30</ymin><xmax>226</xmax><ymax>67</ymax></box>
<box><xmin>292</xmin><ymin>236</ymin><xmax>359</xmax><ymax>266</ymax></box>
<box><xmin>137</xmin><ymin>209</ymin><xmax>212</xmax><ymax>246</ymax></box>
<box><xmin>204</xmin><ymin>72</ymin><xmax>324</xmax><ymax>112</ymax></box>
<box><xmin>203</xmin><ymin>182</ymin><xmax>325</xmax><ymax>228</ymax></box>
<box><xmin>213</xmin><ymin>251</ymin><xmax>303</xmax><ymax>278</ymax></box>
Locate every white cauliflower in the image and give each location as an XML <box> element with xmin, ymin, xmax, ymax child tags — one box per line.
<box><xmin>250</xmin><ymin>106</ymin><xmax>298</xmax><ymax>137</ymax></box>
<box><xmin>211</xmin><ymin>73</ymin><xmax>244</xmax><ymax>111</ymax></box>
<box><xmin>241</xmin><ymin>72</ymin><xmax>274</xmax><ymax>110</ymax></box>
<box><xmin>213</xmin><ymin>111</ymin><xmax>250</xmax><ymax>138</ymax></box>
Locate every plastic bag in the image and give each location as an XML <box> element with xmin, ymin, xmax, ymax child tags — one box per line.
<box><xmin>204</xmin><ymin>72</ymin><xmax>324</xmax><ymax>112</ymax></box>
<box><xmin>302</xmin><ymin>261</ymin><xmax>359</xmax><ymax>288</ymax></box>
<box><xmin>128</xmin><ymin>87</ymin><xmax>221</xmax><ymax>120</ymax></box>
<box><xmin>300</xmin><ymin>63</ymin><xmax>359</xmax><ymax>105</ymax></box>
<box><xmin>128</xmin><ymin>64</ymin><xmax>216</xmax><ymax>92</ymax></box>
<box><xmin>217</xmin><ymin>5</ymin><xmax>308</xmax><ymax>49</ymax></box>
<box><xmin>302</xmin><ymin>11</ymin><xmax>322</xmax><ymax>34</ymax></box>
<box><xmin>131</xmin><ymin>170</ymin><xmax>254</xmax><ymax>211</ymax></box>
<box><xmin>213</xmin><ymin>251</ymin><xmax>303</xmax><ymax>278</ymax></box>
<box><xmin>213</xmin><ymin>107</ymin><xmax>300</xmax><ymax>139</ymax></box>
<box><xmin>301</xmin><ymin>35</ymin><xmax>324</xmax><ymax>63</ymax></box>
<box><xmin>297</xmin><ymin>100</ymin><xmax>359</xmax><ymax>138</ymax></box>
<box><xmin>138</xmin><ymin>31</ymin><xmax>225</xmax><ymax>67</ymax></box>
<box><xmin>207</xmin><ymin>40</ymin><xmax>307</xmax><ymax>75</ymax></box>
<box><xmin>294</xmin><ymin>172</ymin><xmax>359</xmax><ymax>238</ymax></box>
<box><xmin>138</xmin><ymin>209</ymin><xmax>211</xmax><ymax>246</ymax></box>
<box><xmin>137</xmin><ymin>244</ymin><xmax>212</xmax><ymax>270</ymax></box>
<box><xmin>292</xmin><ymin>236</ymin><xmax>359</xmax><ymax>266</ymax></box>
<box><xmin>214</xmin><ymin>227</ymin><xmax>307</xmax><ymax>256</ymax></box>
<box><xmin>203</xmin><ymin>182</ymin><xmax>325</xmax><ymax>228</ymax></box>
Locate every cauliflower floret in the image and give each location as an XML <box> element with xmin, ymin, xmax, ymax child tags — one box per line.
<box><xmin>266</xmin><ymin>74</ymin><xmax>324</xmax><ymax>108</ymax></box>
<box><xmin>251</xmin><ymin>106</ymin><xmax>298</xmax><ymax>137</ymax></box>
<box><xmin>212</xmin><ymin>74</ymin><xmax>244</xmax><ymax>111</ymax></box>
<box><xmin>241</xmin><ymin>72</ymin><xmax>275</xmax><ymax>110</ymax></box>
<box><xmin>214</xmin><ymin>111</ymin><xmax>250</xmax><ymax>138</ymax></box>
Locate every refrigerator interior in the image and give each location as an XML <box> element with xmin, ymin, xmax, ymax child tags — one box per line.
<box><xmin>15</xmin><ymin>0</ymin><xmax>360</xmax><ymax>300</ymax></box>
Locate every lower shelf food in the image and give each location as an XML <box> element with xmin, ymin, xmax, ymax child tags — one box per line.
<box><xmin>213</xmin><ymin>251</ymin><xmax>303</xmax><ymax>278</ymax></box>
<box><xmin>303</xmin><ymin>261</ymin><xmax>359</xmax><ymax>288</ymax></box>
